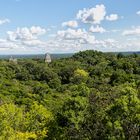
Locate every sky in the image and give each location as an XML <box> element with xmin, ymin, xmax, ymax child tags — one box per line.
<box><xmin>0</xmin><ymin>0</ymin><xmax>140</xmax><ymax>54</ymax></box>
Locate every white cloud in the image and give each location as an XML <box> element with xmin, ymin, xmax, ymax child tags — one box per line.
<box><xmin>7</xmin><ymin>28</ymin><xmax>35</xmax><ymax>41</ymax></box>
<box><xmin>0</xmin><ymin>19</ymin><xmax>10</xmax><ymax>25</ymax></box>
<box><xmin>89</xmin><ymin>25</ymin><xmax>106</xmax><ymax>33</ymax></box>
<box><xmin>136</xmin><ymin>11</ymin><xmax>140</xmax><ymax>16</ymax></box>
<box><xmin>30</xmin><ymin>26</ymin><xmax>46</xmax><ymax>35</ymax></box>
<box><xmin>103</xmin><ymin>39</ymin><xmax>118</xmax><ymax>48</ymax></box>
<box><xmin>119</xmin><ymin>39</ymin><xmax>140</xmax><ymax>52</ymax></box>
<box><xmin>0</xmin><ymin>39</ymin><xmax>18</xmax><ymax>50</ymax></box>
<box><xmin>77</xmin><ymin>4</ymin><xmax>106</xmax><ymax>24</ymax></box>
<box><xmin>129</xmin><ymin>40</ymin><xmax>140</xmax><ymax>49</ymax></box>
<box><xmin>7</xmin><ymin>26</ymin><xmax>46</xmax><ymax>41</ymax></box>
<box><xmin>52</xmin><ymin>28</ymin><xmax>123</xmax><ymax>52</ymax></box>
<box><xmin>45</xmin><ymin>39</ymin><xmax>83</xmax><ymax>53</ymax></box>
<box><xmin>122</xmin><ymin>26</ymin><xmax>140</xmax><ymax>36</ymax></box>
<box><xmin>89</xmin><ymin>38</ymin><xmax>118</xmax><ymax>50</ymax></box>
<box><xmin>62</xmin><ymin>20</ymin><xmax>78</xmax><ymax>28</ymax></box>
<box><xmin>57</xmin><ymin>28</ymin><xmax>96</xmax><ymax>44</ymax></box>
<box><xmin>3</xmin><ymin>26</ymin><xmax>48</xmax><ymax>51</ymax></box>
<box><xmin>106</xmin><ymin>14</ymin><xmax>119</xmax><ymax>21</ymax></box>
<box><xmin>22</xmin><ymin>40</ymin><xmax>46</xmax><ymax>47</ymax></box>
<box><xmin>45</xmin><ymin>34</ymin><xmax>140</xmax><ymax>52</ymax></box>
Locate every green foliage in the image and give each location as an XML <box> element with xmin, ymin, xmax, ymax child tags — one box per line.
<box><xmin>0</xmin><ymin>102</ymin><xmax>53</xmax><ymax>140</ymax></box>
<box><xmin>0</xmin><ymin>50</ymin><xmax>139</xmax><ymax>139</ymax></box>
<box><xmin>71</xmin><ymin>68</ymin><xmax>89</xmax><ymax>84</ymax></box>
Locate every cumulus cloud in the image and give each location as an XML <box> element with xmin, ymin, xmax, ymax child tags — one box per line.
<box><xmin>122</xmin><ymin>26</ymin><xmax>140</xmax><ymax>36</ymax></box>
<box><xmin>22</xmin><ymin>40</ymin><xmax>46</xmax><ymax>47</ymax></box>
<box><xmin>103</xmin><ymin>39</ymin><xmax>118</xmax><ymax>48</ymax></box>
<box><xmin>57</xmin><ymin>28</ymin><xmax>96</xmax><ymax>44</ymax></box>
<box><xmin>89</xmin><ymin>25</ymin><xmax>106</xmax><ymax>33</ymax></box>
<box><xmin>2</xmin><ymin>26</ymin><xmax>48</xmax><ymax>51</ymax></box>
<box><xmin>52</xmin><ymin>27</ymin><xmax>123</xmax><ymax>52</ymax></box>
<box><xmin>45</xmin><ymin>39</ymin><xmax>83</xmax><ymax>53</ymax></box>
<box><xmin>30</xmin><ymin>26</ymin><xmax>46</xmax><ymax>35</ymax></box>
<box><xmin>129</xmin><ymin>40</ymin><xmax>140</xmax><ymax>49</ymax></box>
<box><xmin>43</xmin><ymin>24</ymin><xmax>138</xmax><ymax>52</ymax></box>
<box><xmin>119</xmin><ymin>39</ymin><xmax>140</xmax><ymax>52</ymax></box>
<box><xmin>62</xmin><ymin>20</ymin><xmax>78</xmax><ymax>28</ymax></box>
<box><xmin>136</xmin><ymin>11</ymin><xmax>140</xmax><ymax>16</ymax></box>
<box><xmin>88</xmin><ymin>38</ymin><xmax>118</xmax><ymax>50</ymax></box>
<box><xmin>0</xmin><ymin>19</ymin><xmax>10</xmax><ymax>25</ymax></box>
<box><xmin>106</xmin><ymin>14</ymin><xmax>119</xmax><ymax>21</ymax></box>
<box><xmin>0</xmin><ymin>39</ymin><xmax>18</xmax><ymax>50</ymax></box>
<box><xmin>7</xmin><ymin>26</ymin><xmax>46</xmax><ymax>41</ymax></box>
<box><xmin>77</xmin><ymin>4</ymin><xmax>106</xmax><ymax>24</ymax></box>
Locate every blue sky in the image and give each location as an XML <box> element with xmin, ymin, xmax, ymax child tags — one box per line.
<box><xmin>0</xmin><ymin>0</ymin><xmax>140</xmax><ymax>54</ymax></box>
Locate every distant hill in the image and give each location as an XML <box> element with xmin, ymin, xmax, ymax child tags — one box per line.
<box><xmin>110</xmin><ymin>51</ymin><xmax>140</xmax><ymax>55</ymax></box>
<box><xmin>0</xmin><ymin>51</ymin><xmax>139</xmax><ymax>59</ymax></box>
<box><xmin>0</xmin><ymin>53</ymin><xmax>74</xmax><ymax>59</ymax></box>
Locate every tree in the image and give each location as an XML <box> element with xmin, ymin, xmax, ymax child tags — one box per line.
<box><xmin>0</xmin><ymin>102</ymin><xmax>53</xmax><ymax>140</ymax></box>
<box><xmin>71</xmin><ymin>69</ymin><xmax>89</xmax><ymax>84</ymax></box>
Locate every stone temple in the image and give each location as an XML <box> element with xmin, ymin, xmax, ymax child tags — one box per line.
<box><xmin>45</xmin><ymin>53</ymin><xmax>51</xmax><ymax>63</ymax></box>
<box><xmin>9</xmin><ymin>56</ymin><xmax>17</xmax><ymax>64</ymax></box>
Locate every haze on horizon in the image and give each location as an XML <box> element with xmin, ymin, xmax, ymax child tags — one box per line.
<box><xmin>0</xmin><ymin>0</ymin><xmax>140</xmax><ymax>54</ymax></box>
